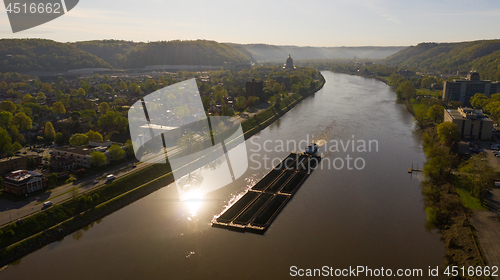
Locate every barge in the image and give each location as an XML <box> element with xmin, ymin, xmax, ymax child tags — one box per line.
<box><xmin>212</xmin><ymin>152</ymin><xmax>321</xmax><ymax>234</ymax></box>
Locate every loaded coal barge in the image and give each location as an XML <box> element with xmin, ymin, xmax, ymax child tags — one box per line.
<box><xmin>212</xmin><ymin>147</ymin><xmax>321</xmax><ymax>234</ymax></box>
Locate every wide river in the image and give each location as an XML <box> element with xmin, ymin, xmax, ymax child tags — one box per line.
<box><xmin>0</xmin><ymin>72</ymin><xmax>445</xmax><ymax>279</ymax></box>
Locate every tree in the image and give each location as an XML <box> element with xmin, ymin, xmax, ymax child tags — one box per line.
<box><xmin>98</xmin><ymin>102</ymin><xmax>111</xmax><ymax>114</ymax></box>
<box><xmin>69</xmin><ymin>133</ymin><xmax>89</xmax><ymax>146</ymax></box>
<box><xmin>90</xmin><ymin>151</ymin><xmax>107</xmax><ymax>166</ymax></box>
<box><xmin>459</xmin><ymin>154</ymin><xmax>495</xmax><ymax>203</ymax></box>
<box><xmin>114</xmin><ymin>115</ymin><xmax>128</xmax><ymax>133</ymax></box>
<box><xmin>221</xmin><ymin>104</ymin><xmax>233</xmax><ymax>116</ymax></box>
<box><xmin>52</xmin><ymin>102</ymin><xmax>66</xmax><ymax>114</ymax></box>
<box><xmin>118</xmin><ymin>81</ymin><xmax>127</xmax><ymax>90</ymax></box>
<box><xmin>421</xmin><ymin>76</ymin><xmax>437</xmax><ymax>88</ymax></box>
<box><xmin>48</xmin><ymin>173</ymin><xmax>58</xmax><ymax>187</ymax></box>
<box><xmin>396</xmin><ymin>81</ymin><xmax>416</xmax><ymax>100</ymax></box>
<box><xmin>0</xmin><ymin>111</ymin><xmax>13</xmax><ymax>128</ymax></box>
<box><xmin>17</xmin><ymin>133</ymin><xmax>26</xmax><ymax>144</ymax></box>
<box><xmin>55</xmin><ymin>132</ymin><xmax>64</xmax><ymax>144</ymax></box>
<box><xmin>97</xmin><ymin>111</ymin><xmax>127</xmax><ymax>132</ymax></box>
<box><xmin>109</xmin><ymin>144</ymin><xmax>125</xmax><ymax>160</ymax></box>
<box><xmin>36</xmin><ymin>92</ymin><xmax>46</xmax><ymax>103</ymax></box>
<box><xmin>42</xmin><ymin>83</ymin><xmax>53</xmax><ymax>92</ymax></box>
<box><xmin>0</xmin><ymin>81</ymin><xmax>7</xmax><ymax>90</ymax></box>
<box><xmin>236</xmin><ymin>96</ymin><xmax>246</xmax><ymax>111</ymax></box>
<box><xmin>272</xmin><ymin>83</ymin><xmax>282</xmax><ymax>93</ymax></box>
<box><xmin>0</xmin><ymin>127</ymin><xmax>12</xmax><ymax>153</ymax></box>
<box><xmin>22</xmin><ymin>94</ymin><xmax>33</xmax><ymax>103</ymax></box>
<box><xmin>44</xmin><ymin>121</ymin><xmax>56</xmax><ymax>140</ymax></box>
<box><xmin>12</xmin><ymin>141</ymin><xmax>22</xmax><ymax>151</ymax></box>
<box><xmin>70</xmin><ymin>111</ymin><xmax>81</xmax><ymax>121</ymax></box>
<box><xmin>427</xmin><ymin>105</ymin><xmax>444</xmax><ymax>123</ymax></box>
<box><xmin>470</xmin><ymin>93</ymin><xmax>488</xmax><ymax>109</ymax></box>
<box><xmin>248</xmin><ymin>96</ymin><xmax>260</xmax><ymax>107</ymax></box>
<box><xmin>290</xmin><ymin>75</ymin><xmax>302</xmax><ymax>85</ymax></box>
<box><xmin>274</xmin><ymin>94</ymin><xmax>282</xmax><ymax>108</ymax></box>
<box><xmin>77</xmin><ymin>88</ymin><xmax>86</xmax><ymax>97</ymax></box>
<box><xmin>125</xmin><ymin>139</ymin><xmax>134</xmax><ymax>156</ymax></box>
<box><xmin>436</xmin><ymin>122</ymin><xmax>460</xmax><ymax>147</ymax></box>
<box><xmin>0</xmin><ymin>101</ymin><xmax>16</xmax><ymax>114</ymax></box>
<box><xmin>202</xmin><ymin>96</ymin><xmax>210</xmax><ymax>111</ymax></box>
<box><xmin>82</xmin><ymin>109</ymin><xmax>97</xmax><ymax>123</ymax></box>
<box><xmin>85</xmin><ymin>130</ymin><xmax>103</xmax><ymax>141</ymax></box>
<box><xmin>12</xmin><ymin>112</ymin><xmax>32</xmax><ymax>131</ymax></box>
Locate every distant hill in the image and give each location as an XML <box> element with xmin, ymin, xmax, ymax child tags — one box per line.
<box><xmin>118</xmin><ymin>40</ymin><xmax>253</xmax><ymax>68</ymax></box>
<box><xmin>233</xmin><ymin>44</ymin><xmax>405</xmax><ymax>61</ymax></box>
<box><xmin>72</xmin><ymin>40</ymin><xmax>142</xmax><ymax>68</ymax></box>
<box><xmin>384</xmin><ymin>40</ymin><xmax>500</xmax><ymax>80</ymax></box>
<box><xmin>0</xmin><ymin>39</ymin><xmax>112</xmax><ymax>73</ymax></box>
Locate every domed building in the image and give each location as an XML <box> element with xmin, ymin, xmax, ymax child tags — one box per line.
<box><xmin>284</xmin><ymin>54</ymin><xmax>294</xmax><ymax>70</ymax></box>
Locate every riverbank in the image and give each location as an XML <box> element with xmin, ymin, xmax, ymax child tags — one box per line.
<box><xmin>0</xmin><ymin>76</ymin><xmax>325</xmax><ymax>267</ymax></box>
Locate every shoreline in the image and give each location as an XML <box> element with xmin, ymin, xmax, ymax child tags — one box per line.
<box><xmin>0</xmin><ymin>76</ymin><xmax>326</xmax><ymax>268</ymax></box>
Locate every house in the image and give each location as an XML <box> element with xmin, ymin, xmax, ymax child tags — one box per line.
<box><xmin>3</xmin><ymin>170</ymin><xmax>48</xmax><ymax>196</ymax></box>
<box><xmin>50</xmin><ymin>154</ymin><xmax>76</xmax><ymax>171</ymax></box>
<box><xmin>0</xmin><ymin>156</ymin><xmax>27</xmax><ymax>175</ymax></box>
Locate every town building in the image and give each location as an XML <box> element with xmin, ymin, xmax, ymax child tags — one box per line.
<box><xmin>284</xmin><ymin>55</ymin><xmax>294</xmax><ymax>70</ymax></box>
<box><xmin>245</xmin><ymin>79</ymin><xmax>264</xmax><ymax>98</ymax></box>
<box><xmin>0</xmin><ymin>156</ymin><xmax>27</xmax><ymax>175</ymax></box>
<box><xmin>50</xmin><ymin>154</ymin><xmax>76</xmax><ymax>171</ymax></box>
<box><xmin>3</xmin><ymin>170</ymin><xmax>47</xmax><ymax>196</ymax></box>
<box><xmin>51</xmin><ymin>141</ymin><xmax>125</xmax><ymax>168</ymax></box>
<box><xmin>444</xmin><ymin>107</ymin><xmax>493</xmax><ymax>140</ymax></box>
<box><xmin>442</xmin><ymin>72</ymin><xmax>500</xmax><ymax>104</ymax></box>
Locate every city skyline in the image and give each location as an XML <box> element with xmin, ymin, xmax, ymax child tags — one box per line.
<box><xmin>1</xmin><ymin>0</ymin><xmax>500</xmax><ymax>46</ymax></box>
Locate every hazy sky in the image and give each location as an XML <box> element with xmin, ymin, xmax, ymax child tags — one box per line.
<box><xmin>1</xmin><ymin>0</ymin><xmax>500</xmax><ymax>46</ymax></box>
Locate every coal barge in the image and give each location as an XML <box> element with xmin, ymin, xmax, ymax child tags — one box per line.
<box><xmin>212</xmin><ymin>148</ymin><xmax>321</xmax><ymax>234</ymax></box>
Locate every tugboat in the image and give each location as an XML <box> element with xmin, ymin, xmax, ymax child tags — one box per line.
<box><xmin>304</xmin><ymin>142</ymin><xmax>318</xmax><ymax>155</ymax></box>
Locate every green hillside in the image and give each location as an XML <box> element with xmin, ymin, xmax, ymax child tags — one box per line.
<box><xmin>236</xmin><ymin>44</ymin><xmax>405</xmax><ymax>61</ymax></box>
<box><xmin>384</xmin><ymin>40</ymin><xmax>500</xmax><ymax>80</ymax></box>
<box><xmin>0</xmin><ymin>39</ymin><xmax>112</xmax><ymax>73</ymax></box>
<box><xmin>118</xmin><ymin>40</ymin><xmax>253</xmax><ymax>68</ymax></box>
<box><xmin>72</xmin><ymin>40</ymin><xmax>142</xmax><ymax>68</ymax></box>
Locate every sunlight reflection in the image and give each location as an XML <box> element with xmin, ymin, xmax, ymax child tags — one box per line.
<box><xmin>181</xmin><ymin>188</ymin><xmax>204</xmax><ymax>218</ymax></box>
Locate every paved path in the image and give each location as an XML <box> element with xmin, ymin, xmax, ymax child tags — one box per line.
<box><xmin>470</xmin><ymin>188</ymin><xmax>500</xmax><ymax>280</ymax></box>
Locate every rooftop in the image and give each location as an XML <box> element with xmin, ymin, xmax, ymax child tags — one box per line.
<box><xmin>54</xmin><ymin>145</ymin><xmax>107</xmax><ymax>156</ymax></box>
<box><xmin>5</xmin><ymin>170</ymin><xmax>42</xmax><ymax>185</ymax></box>
<box><xmin>446</xmin><ymin>108</ymin><xmax>492</xmax><ymax>121</ymax></box>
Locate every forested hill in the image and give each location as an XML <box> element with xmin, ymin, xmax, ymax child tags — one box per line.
<box><xmin>0</xmin><ymin>39</ymin><xmax>112</xmax><ymax>73</ymax></box>
<box><xmin>234</xmin><ymin>44</ymin><xmax>405</xmax><ymax>61</ymax></box>
<box><xmin>72</xmin><ymin>40</ymin><xmax>142</xmax><ymax>68</ymax></box>
<box><xmin>117</xmin><ymin>40</ymin><xmax>254</xmax><ymax>68</ymax></box>
<box><xmin>384</xmin><ymin>40</ymin><xmax>500</xmax><ymax>80</ymax></box>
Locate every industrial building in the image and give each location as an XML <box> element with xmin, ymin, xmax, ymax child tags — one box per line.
<box><xmin>444</xmin><ymin>107</ymin><xmax>493</xmax><ymax>140</ymax></box>
<box><xmin>442</xmin><ymin>72</ymin><xmax>500</xmax><ymax>105</ymax></box>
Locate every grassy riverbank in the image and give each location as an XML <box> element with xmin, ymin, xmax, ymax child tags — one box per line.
<box><xmin>0</xmin><ymin>75</ymin><xmax>325</xmax><ymax>267</ymax></box>
<box><xmin>403</xmin><ymin>92</ymin><xmax>493</xmax><ymax>277</ymax></box>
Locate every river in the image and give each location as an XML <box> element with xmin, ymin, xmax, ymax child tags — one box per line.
<box><xmin>0</xmin><ymin>72</ymin><xmax>445</xmax><ymax>279</ymax></box>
